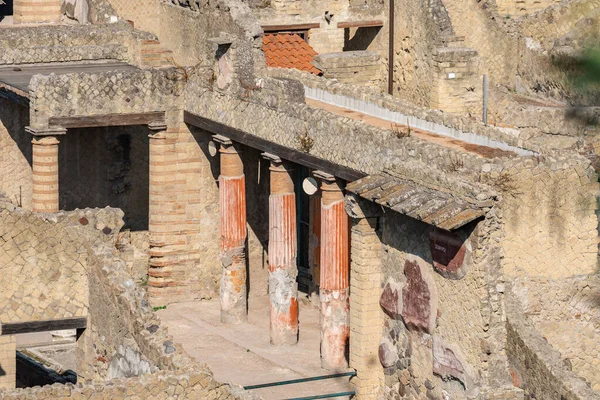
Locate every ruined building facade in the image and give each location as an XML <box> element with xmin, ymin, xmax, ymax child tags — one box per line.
<box><xmin>0</xmin><ymin>0</ymin><xmax>599</xmax><ymax>399</ymax></box>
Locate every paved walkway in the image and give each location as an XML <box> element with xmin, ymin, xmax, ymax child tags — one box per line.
<box><xmin>157</xmin><ymin>296</ymin><xmax>352</xmax><ymax>400</ymax></box>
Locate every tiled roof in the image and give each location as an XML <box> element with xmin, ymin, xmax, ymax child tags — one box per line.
<box><xmin>262</xmin><ymin>33</ymin><xmax>321</xmax><ymax>75</ymax></box>
<box><xmin>346</xmin><ymin>173</ymin><xmax>489</xmax><ymax>231</ymax></box>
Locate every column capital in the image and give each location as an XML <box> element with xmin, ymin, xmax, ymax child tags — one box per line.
<box><xmin>212</xmin><ymin>134</ymin><xmax>232</xmax><ymax>146</ymax></box>
<box><xmin>313</xmin><ymin>170</ymin><xmax>336</xmax><ymax>183</ymax></box>
<box><xmin>31</xmin><ymin>135</ymin><xmax>60</xmax><ymax>146</ymax></box>
<box><xmin>345</xmin><ymin>193</ymin><xmax>383</xmax><ymax>219</ymax></box>
<box><xmin>26</xmin><ymin>126</ymin><xmax>66</xmax><ymax>137</ymax></box>
<box><xmin>261</xmin><ymin>152</ymin><xmax>281</xmax><ymax>164</ymax></box>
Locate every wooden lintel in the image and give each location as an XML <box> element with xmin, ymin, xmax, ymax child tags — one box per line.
<box><xmin>1</xmin><ymin>317</ymin><xmax>87</xmax><ymax>336</ymax></box>
<box><xmin>262</xmin><ymin>23</ymin><xmax>321</xmax><ymax>32</ymax></box>
<box><xmin>184</xmin><ymin>111</ymin><xmax>366</xmax><ymax>182</ymax></box>
<box><xmin>49</xmin><ymin>112</ymin><xmax>166</xmax><ymax>129</ymax></box>
<box><xmin>337</xmin><ymin>20</ymin><xmax>384</xmax><ymax>29</ymax></box>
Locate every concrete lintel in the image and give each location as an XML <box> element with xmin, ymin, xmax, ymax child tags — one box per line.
<box><xmin>26</xmin><ymin>126</ymin><xmax>67</xmax><ymax>136</ymax></box>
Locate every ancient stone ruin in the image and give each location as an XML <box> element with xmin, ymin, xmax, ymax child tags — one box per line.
<box><xmin>0</xmin><ymin>0</ymin><xmax>599</xmax><ymax>399</ymax></box>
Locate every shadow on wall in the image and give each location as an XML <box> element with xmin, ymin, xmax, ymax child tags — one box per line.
<box><xmin>58</xmin><ymin>126</ymin><xmax>149</xmax><ymax>231</ymax></box>
<box><xmin>0</xmin><ymin>100</ymin><xmax>32</xmax><ymax>208</ymax></box>
<box><xmin>343</xmin><ymin>27</ymin><xmax>382</xmax><ymax>52</ymax></box>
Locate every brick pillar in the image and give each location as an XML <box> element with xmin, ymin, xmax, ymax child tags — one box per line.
<box><xmin>31</xmin><ymin>133</ymin><xmax>62</xmax><ymax>213</ymax></box>
<box><xmin>14</xmin><ymin>0</ymin><xmax>62</xmax><ymax>24</ymax></box>
<box><xmin>0</xmin><ymin>335</ymin><xmax>16</xmax><ymax>389</ymax></box>
<box><xmin>148</xmin><ymin>123</ymin><xmax>177</xmax><ymax>301</ymax></box>
<box><xmin>218</xmin><ymin>138</ymin><xmax>247</xmax><ymax>324</ymax></box>
<box><xmin>265</xmin><ymin>154</ymin><xmax>298</xmax><ymax>345</ymax></box>
<box><xmin>346</xmin><ymin>194</ymin><xmax>384</xmax><ymax>399</ymax></box>
<box><xmin>317</xmin><ymin>172</ymin><xmax>350</xmax><ymax>370</ymax></box>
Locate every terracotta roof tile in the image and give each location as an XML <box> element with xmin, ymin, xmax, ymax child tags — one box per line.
<box><xmin>262</xmin><ymin>33</ymin><xmax>322</xmax><ymax>75</ymax></box>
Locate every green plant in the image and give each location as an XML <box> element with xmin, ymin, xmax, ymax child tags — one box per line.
<box><xmin>296</xmin><ymin>127</ymin><xmax>315</xmax><ymax>153</ymax></box>
<box><xmin>139</xmin><ymin>274</ymin><xmax>149</xmax><ymax>287</ymax></box>
<box><xmin>391</xmin><ymin>122</ymin><xmax>411</xmax><ymax>138</ymax></box>
<box><xmin>153</xmin><ymin>305</ymin><xmax>167</xmax><ymax>312</ymax></box>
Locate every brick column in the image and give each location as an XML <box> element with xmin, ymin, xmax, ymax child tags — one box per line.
<box><xmin>0</xmin><ymin>335</ymin><xmax>16</xmax><ymax>389</ymax></box>
<box><xmin>316</xmin><ymin>171</ymin><xmax>350</xmax><ymax>370</ymax></box>
<box><xmin>345</xmin><ymin>194</ymin><xmax>384</xmax><ymax>399</ymax></box>
<box><xmin>14</xmin><ymin>0</ymin><xmax>62</xmax><ymax>24</ymax></box>
<box><xmin>147</xmin><ymin>122</ymin><xmax>177</xmax><ymax>301</ymax></box>
<box><xmin>217</xmin><ymin>136</ymin><xmax>248</xmax><ymax>324</ymax></box>
<box><xmin>29</xmin><ymin>129</ymin><xmax>64</xmax><ymax>213</ymax></box>
<box><xmin>264</xmin><ymin>153</ymin><xmax>298</xmax><ymax>345</ymax></box>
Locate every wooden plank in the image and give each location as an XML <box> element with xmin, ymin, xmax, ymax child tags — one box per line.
<box><xmin>262</xmin><ymin>23</ymin><xmax>320</xmax><ymax>32</ymax></box>
<box><xmin>1</xmin><ymin>317</ymin><xmax>87</xmax><ymax>336</ymax></box>
<box><xmin>437</xmin><ymin>208</ymin><xmax>484</xmax><ymax>231</ymax></box>
<box><xmin>337</xmin><ymin>20</ymin><xmax>384</xmax><ymax>29</ymax></box>
<box><xmin>49</xmin><ymin>112</ymin><xmax>165</xmax><ymax>129</ymax></box>
<box><xmin>184</xmin><ymin>111</ymin><xmax>366</xmax><ymax>182</ymax></box>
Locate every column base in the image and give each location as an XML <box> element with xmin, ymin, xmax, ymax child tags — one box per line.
<box><xmin>320</xmin><ymin>289</ymin><xmax>350</xmax><ymax>371</ymax></box>
<box><xmin>220</xmin><ymin>248</ymin><xmax>248</xmax><ymax>324</ymax></box>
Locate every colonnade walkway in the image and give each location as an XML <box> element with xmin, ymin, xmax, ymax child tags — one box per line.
<box><xmin>157</xmin><ymin>295</ymin><xmax>352</xmax><ymax>400</ymax></box>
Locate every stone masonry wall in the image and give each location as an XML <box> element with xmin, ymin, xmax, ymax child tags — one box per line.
<box><xmin>0</xmin><ymin>23</ymin><xmax>148</xmax><ymax>66</ymax></box>
<box><xmin>511</xmin><ymin>276</ymin><xmax>600</xmax><ymax>392</ymax></box>
<box><xmin>495</xmin><ymin>0</ymin><xmax>562</xmax><ymax>16</ymax></box>
<box><xmin>0</xmin><ymin>100</ymin><xmax>31</xmax><ymax>210</ymax></box>
<box><xmin>506</xmin><ymin>290</ymin><xmax>600</xmax><ymax>400</ymax></box>
<box><xmin>0</xmin><ymin>204</ymin><xmax>253</xmax><ymax>399</ymax></box>
<box><xmin>378</xmin><ymin>210</ymin><xmax>511</xmax><ymax>398</ymax></box>
<box><xmin>0</xmin><ymin>198</ymin><xmax>89</xmax><ymax>325</ymax></box>
<box><xmin>28</xmin><ymin>68</ymin><xmax>185</xmax><ymax>129</ymax></box>
<box><xmin>494</xmin><ymin>156</ymin><xmax>599</xmax><ymax>279</ymax></box>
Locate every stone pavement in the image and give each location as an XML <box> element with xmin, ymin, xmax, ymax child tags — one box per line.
<box><xmin>157</xmin><ymin>295</ymin><xmax>353</xmax><ymax>400</ymax></box>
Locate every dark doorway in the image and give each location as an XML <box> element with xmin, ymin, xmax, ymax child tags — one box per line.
<box><xmin>0</xmin><ymin>0</ymin><xmax>13</xmax><ymax>17</ymax></box>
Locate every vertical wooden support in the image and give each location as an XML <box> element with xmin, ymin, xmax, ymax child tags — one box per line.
<box><xmin>218</xmin><ymin>138</ymin><xmax>248</xmax><ymax>324</ymax></box>
<box><xmin>317</xmin><ymin>172</ymin><xmax>350</xmax><ymax>370</ymax></box>
<box><xmin>265</xmin><ymin>154</ymin><xmax>299</xmax><ymax>345</ymax></box>
<box><xmin>30</xmin><ymin>128</ymin><xmax>65</xmax><ymax>213</ymax></box>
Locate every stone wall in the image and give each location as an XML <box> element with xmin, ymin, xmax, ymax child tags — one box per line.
<box><xmin>0</xmin><ymin>203</ymin><xmax>253</xmax><ymax>399</ymax></box>
<box><xmin>0</xmin><ymin>100</ymin><xmax>31</xmax><ymax>210</ymax></box>
<box><xmin>0</xmin><ymin>23</ymin><xmax>148</xmax><ymax>66</ymax></box>
<box><xmin>0</xmin><ymin>199</ymin><xmax>90</xmax><ymax>325</ymax></box>
<box><xmin>29</xmin><ymin>68</ymin><xmax>184</xmax><ymax>129</ymax></box>
<box><xmin>495</xmin><ymin>156</ymin><xmax>598</xmax><ymax>279</ymax></box>
<box><xmin>496</xmin><ymin>0</ymin><xmax>562</xmax><ymax>16</ymax></box>
<box><xmin>506</xmin><ymin>290</ymin><xmax>600</xmax><ymax>400</ymax></box>
<box><xmin>377</xmin><ymin>211</ymin><xmax>509</xmax><ymax>398</ymax></box>
<box><xmin>314</xmin><ymin>51</ymin><xmax>382</xmax><ymax>88</ymax></box>
<box><xmin>511</xmin><ymin>276</ymin><xmax>600</xmax><ymax>392</ymax></box>
<box><xmin>0</xmin><ymin>336</ymin><xmax>16</xmax><ymax>389</ymax></box>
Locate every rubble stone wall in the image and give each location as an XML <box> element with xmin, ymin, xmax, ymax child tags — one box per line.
<box><xmin>511</xmin><ymin>276</ymin><xmax>600</xmax><ymax>392</ymax></box>
<box><xmin>0</xmin><ymin>24</ymin><xmax>148</xmax><ymax>66</ymax></box>
<box><xmin>0</xmin><ymin>200</ymin><xmax>89</xmax><ymax>324</ymax></box>
<box><xmin>29</xmin><ymin>68</ymin><xmax>184</xmax><ymax>129</ymax></box>
<box><xmin>378</xmin><ymin>211</ymin><xmax>507</xmax><ymax>398</ymax></box>
<box><xmin>497</xmin><ymin>157</ymin><xmax>598</xmax><ymax>279</ymax></box>
<box><xmin>506</xmin><ymin>290</ymin><xmax>600</xmax><ymax>400</ymax></box>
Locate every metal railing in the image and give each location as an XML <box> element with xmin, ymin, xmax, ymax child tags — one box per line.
<box><xmin>243</xmin><ymin>371</ymin><xmax>356</xmax><ymax>400</ymax></box>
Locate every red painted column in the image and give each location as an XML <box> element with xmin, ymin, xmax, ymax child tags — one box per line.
<box><xmin>218</xmin><ymin>139</ymin><xmax>248</xmax><ymax>324</ymax></box>
<box><xmin>266</xmin><ymin>154</ymin><xmax>299</xmax><ymax>345</ymax></box>
<box><xmin>318</xmin><ymin>173</ymin><xmax>350</xmax><ymax>370</ymax></box>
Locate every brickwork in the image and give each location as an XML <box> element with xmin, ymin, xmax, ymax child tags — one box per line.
<box><xmin>14</xmin><ymin>0</ymin><xmax>61</xmax><ymax>24</ymax></box>
<box><xmin>0</xmin><ymin>336</ymin><xmax>16</xmax><ymax>390</ymax></box>
<box><xmin>31</xmin><ymin>135</ymin><xmax>60</xmax><ymax>213</ymax></box>
<box><xmin>349</xmin><ymin>216</ymin><xmax>384</xmax><ymax>399</ymax></box>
